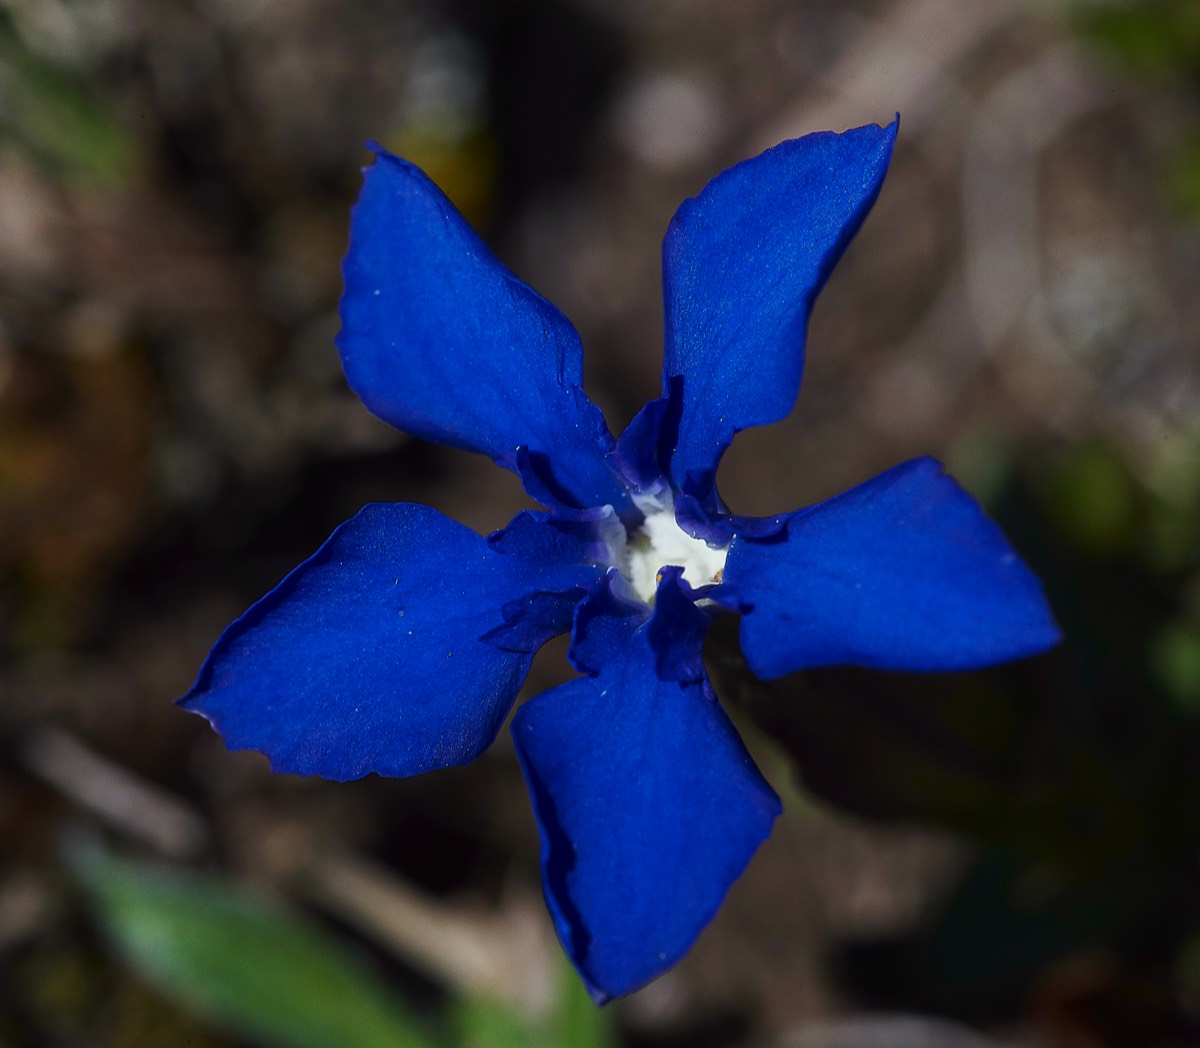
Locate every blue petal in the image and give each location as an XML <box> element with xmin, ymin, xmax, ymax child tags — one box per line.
<box><xmin>722</xmin><ymin>458</ymin><xmax>1061</xmax><ymax>678</ymax></box>
<box><xmin>660</xmin><ymin>120</ymin><xmax>897</xmax><ymax>510</ymax></box>
<box><xmin>483</xmin><ymin>510</ymin><xmax>617</xmax><ymax>654</ymax></box>
<box><xmin>338</xmin><ymin>145</ymin><xmax>628</xmax><ymax>514</ymax></box>
<box><xmin>612</xmin><ymin>389</ymin><xmax>679</xmax><ymax>497</ymax></box>
<box><xmin>181</xmin><ymin>504</ymin><xmax>599</xmax><ymax>781</ymax></box>
<box><xmin>512</xmin><ymin>571</ymin><xmax>781</xmax><ymax>1001</ymax></box>
<box><xmin>565</xmin><ymin>570</ymin><xmax>649</xmax><ymax>676</ymax></box>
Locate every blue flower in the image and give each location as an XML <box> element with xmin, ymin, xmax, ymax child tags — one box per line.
<box><xmin>181</xmin><ymin>118</ymin><xmax>1059</xmax><ymax>1002</ymax></box>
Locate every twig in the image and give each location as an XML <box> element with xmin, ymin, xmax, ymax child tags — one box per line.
<box><xmin>300</xmin><ymin>849</ymin><xmax>557</xmax><ymax>1016</ymax></box>
<box><xmin>20</xmin><ymin>726</ymin><xmax>208</xmax><ymax>858</ymax></box>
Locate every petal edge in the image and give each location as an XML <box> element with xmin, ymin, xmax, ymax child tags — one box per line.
<box><xmin>661</xmin><ymin>119</ymin><xmax>898</xmax><ymax>511</ymax></box>
<box><xmin>724</xmin><ymin>458</ymin><xmax>1061</xmax><ymax>678</ymax></box>
<box><xmin>338</xmin><ymin>145</ymin><xmax>627</xmax><ymax>513</ymax></box>
<box><xmin>513</xmin><ymin>573</ymin><xmax>781</xmax><ymax>1000</ymax></box>
<box><xmin>182</xmin><ymin>503</ymin><xmax>594</xmax><ymax>780</ymax></box>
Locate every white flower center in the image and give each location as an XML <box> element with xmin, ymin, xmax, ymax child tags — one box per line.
<box><xmin>620</xmin><ymin>493</ymin><xmax>728</xmax><ymax>604</ymax></box>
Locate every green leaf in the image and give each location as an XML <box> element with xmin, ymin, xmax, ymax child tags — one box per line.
<box><xmin>1040</xmin><ymin>443</ymin><xmax>1138</xmax><ymax>556</ymax></box>
<box><xmin>449</xmin><ymin>956</ymin><xmax>616</xmax><ymax>1048</ymax></box>
<box><xmin>0</xmin><ymin>16</ymin><xmax>135</xmax><ymax>182</ymax></box>
<box><xmin>1078</xmin><ymin>0</ymin><xmax>1200</xmax><ymax>79</ymax></box>
<box><xmin>548</xmin><ymin>955</ymin><xmax>617</xmax><ymax>1048</ymax></box>
<box><xmin>71</xmin><ymin>844</ymin><xmax>437</xmax><ymax>1048</ymax></box>
<box><xmin>450</xmin><ymin>996</ymin><xmax>534</xmax><ymax>1048</ymax></box>
<box><xmin>1152</xmin><ymin>623</ymin><xmax>1200</xmax><ymax>713</ymax></box>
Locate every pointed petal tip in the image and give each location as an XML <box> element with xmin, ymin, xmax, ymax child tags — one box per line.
<box><xmin>845</xmin><ymin>113</ymin><xmax>899</xmax><ymax>165</ymax></box>
<box><xmin>586</xmin><ymin>986</ymin><xmax>612</xmax><ymax>1006</ymax></box>
<box><xmin>513</xmin><ymin>596</ymin><xmax>781</xmax><ymax>1001</ymax></box>
<box><xmin>337</xmin><ymin>143</ymin><xmax>625</xmax><ymax>512</ymax></box>
<box><xmin>661</xmin><ymin>116</ymin><xmax>902</xmax><ymax>510</ymax></box>
<box><xmin>727</xmin><ymin>457</ymin><xmax>1063</xmax><ymax>678</ymax></box>
<box><xmin>359</xmin><ymin>140</ymin><xmax>426</xmax><ymax>178</ymax></box>
<box><xmin>177</xmin><ymin>502</ymin><xmax>616</xmax><ymax>784</ymax></box>
<box><xmin>178</xmin><ymin>675</ymin><xmax>387</xmax><ymax>783</ymax></box>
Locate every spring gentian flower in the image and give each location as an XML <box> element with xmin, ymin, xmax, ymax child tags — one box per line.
<box><xmin>182</xmin><ymin>118</ymin><xmax>1059</xmax><ymax>1002</ymax></box>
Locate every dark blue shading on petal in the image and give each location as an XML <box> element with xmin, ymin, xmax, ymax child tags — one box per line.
<box><xmin>483</xmin><ymin>510</ymin><xmax>613</xmax><ymax>654</ymax></box>
<box><xmin>723</xmin><ymin>457</ymin><xmax>1062</xmax><ymax>679</ymax></box>
<box><xmin>512</xmin><ymin>572</ymin><xmax>781</xmax><ymax>1002</ymax></box>
<box><xmin>566</xmin><ymin>570</ymin><xmax>648</xmax><ymax>676</ymax></box>
<box><xmin>661</xmin><ymin>119</ymin><xmax>898</xmax><ymax>512</ymax></box>
<box><xmin>487</xmin><ymin>507</ymin><xmax>619</xmax><ymax>570</ymax></box>
<box><xmin>181</xmin><ymin>503</ymin><xmax>595</xmax><ymax>781</ymax></box>
<box><xmin>645</xmin><ymin>566</ymin><xmax>708</xmax><ymax>683</ymax></box>
<box><xmin>338</xmin><ymin>145</ymin><xmax>628</xmax><ymax>514</ymax></box>
<box><xmin>484</xmin><ymin>591</ymin><xmax>587</xmax><ymax>655</ymax></box>
<box><xmin>612</xmin><ymin>384</ymin><xmax>681</xmax><ymax>497</ymax></box>
<box><xmin>670</xmin><ymin>491</ymin><xmax>790</xmax><ymax>547</ymax></box>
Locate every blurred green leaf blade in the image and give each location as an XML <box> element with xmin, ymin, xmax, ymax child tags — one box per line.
<box><xmin>449</xmin><ymin>954</ymin><xmax>616</xmax><ymax>1048</ymax></box>
<box><xmin>549</xmin><ymin>953</ymin><xmax>617</xmax><ymax>1048</ymax></box>
<box><xmin>0</xmin><ymin>14</ymin><xmax>135</xmax><ymax>182</ymax></box>
<box><xmin>72</xmin><ymin>844</ymin><xmax>437</xmax><ymax>1048</ymax></box>
<box><xmin>1078</xmin><ymin>0</ymin><xmax>1200</xmax><ymax>78</ymax></box>
<box><xmin>450</xmin><ymin>996</ymin><xmax>534</xmax><ymax>1048</ymax></box>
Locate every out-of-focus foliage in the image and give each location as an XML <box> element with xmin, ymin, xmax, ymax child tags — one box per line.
<box><xmin>0</xmin><ymin>10</ymin><xmax>134</xmax><ymax>182</ymax></box>
<box><xmin>72</xmin><ymin>843</ymin><xmax>440</xmax><ymax>1048</ymax></box>
<box><xmin>450</xmin><ymin>967</ymin><xmax>616</xmax><ymax>1048</ymax></box>
<box><xmin>1078</xmin><ymin>0</ymin><xmax>1200</xmax><ymax>79</ymax></box>
<box><xmin>72</xmin><ymin>842</ymin><xmax>617</xmax><ymax>1048</ymax></box>
<box><xmin>1077</xmin><ymin>0</ymin><xmax>1200</xmax><ymax>217</ymax></box>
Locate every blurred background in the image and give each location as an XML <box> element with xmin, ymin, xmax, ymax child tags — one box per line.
<box><xmin>2</xmin><ymin>0</ymin><xmax>1200</xmax><ymax>1045</ymax></box>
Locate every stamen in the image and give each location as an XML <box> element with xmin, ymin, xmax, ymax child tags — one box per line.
<box><xmin>619</xmin><ymin>493</ymin><xmax>728</xmax><ymax>604</ymax></box>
